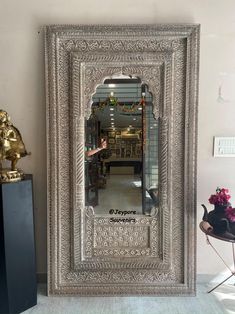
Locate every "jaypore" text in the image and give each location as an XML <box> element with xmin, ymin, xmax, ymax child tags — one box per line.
<box><xmin>109</xmin><ymin>209</ymin><xmax>136</xmax><ymax>215</ymax></box>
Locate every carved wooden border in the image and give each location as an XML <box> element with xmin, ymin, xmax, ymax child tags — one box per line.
<box><xmin>71</xmin><ymin>55</ymin><xmax>170</xmax><ymax>270</ymax></box>
<box><xmin>45</xmin><ymin>24</ymin><xmax>200</xmax><ymax>296</ymax></box>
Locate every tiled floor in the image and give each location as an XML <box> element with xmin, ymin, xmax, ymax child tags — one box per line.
<box><xmin>94</xmin><ymin>174</ymin><xmax>142</xmax><ymax>215</ymax></box>
<box><xmin>22</xmin><ymin>282</ymin><xmax>232</xmax><ymax>314</ymax></box>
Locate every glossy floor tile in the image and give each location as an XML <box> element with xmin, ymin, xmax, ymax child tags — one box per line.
<box><xmin>23</xmin><ymin>283</ymin><xmax>229</xmax><ymax>314</ymax></box>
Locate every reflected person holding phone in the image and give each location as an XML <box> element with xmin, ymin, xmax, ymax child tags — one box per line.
<box><xmin>85</xmin><ymin>138</ymin><xmax>107</xmax><ymax>157</ymax></box>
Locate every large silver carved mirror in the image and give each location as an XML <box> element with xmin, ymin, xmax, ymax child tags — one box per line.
<box><xmin>45</xmin><ymin>24</ymin><xmax>200</xmax><ymax>296</ymax></box>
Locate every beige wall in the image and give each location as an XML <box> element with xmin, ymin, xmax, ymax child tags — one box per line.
<box><xmin>1</xmin><ymin>0</ymin><xmax>235</xmax><ymax>275</ymax></box>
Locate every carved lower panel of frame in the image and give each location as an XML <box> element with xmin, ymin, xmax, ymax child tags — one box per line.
<box><xmin>84</xmin><ymin>208</ymin><xmax>160</xmax><ymax>259</ymax></box>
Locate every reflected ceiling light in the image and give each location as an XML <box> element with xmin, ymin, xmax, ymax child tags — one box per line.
<box><xmin>129</xmin><ymin>125</ymin><xmax>132</xmax><ymax>128</ymax></box>
<box><xmin>108</xmin><ymin>84</ymin><xmax>116</xmax><ymax>88</ymax></box>
<box><xmin>133</xmin><ymin>118</ymin><xmax>136</xmax><ymax>121</ymax></box>
<box><xmin>110</xmin><ymin>113</ymin><xmax>114</xmax><ymax>116</ymax></box>
<box><xmin>138</xmin><ymin>107</ymin><xmax>142</xmax><ymax>110</ymax></box>
<box><xmin>110</xmin><ymin>107</ymin><xmax>114</xmax><ymax>111</ymax></box>
<box><xmin>111</xmin><ymin>118</ymin><xmax>114</xmax><ymax>121</ymax></box>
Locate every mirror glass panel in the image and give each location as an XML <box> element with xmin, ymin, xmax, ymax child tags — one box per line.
<box><xmin>85</xmin><ymin>76</ymin><xmax>158</xmax><ymax>216</ymax></box>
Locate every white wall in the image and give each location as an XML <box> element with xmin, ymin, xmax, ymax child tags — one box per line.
<box><xmin>1</xmin><ymin>0</ymin><xmax>235</xmax><ymax>276</ymax></box>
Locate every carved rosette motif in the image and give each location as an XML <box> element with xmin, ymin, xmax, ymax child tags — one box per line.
<box><xmin>94</xmin><ymin>225</ymin><xmax>149</xmax><ymax>248</ymax></box>
<box><xmin>83</xmin><ymin>211</ymin><xmax>159</xmax><ymax>259</ymax></box>
<box><xmin>45</xmin><ymin>24</ymin><xmax>200</xmax><ymax>296</ymax></box>
<box><xmin>61</xmin><ymin>38</ymin><xmax>182</xmax><ymax>53</ymax></box>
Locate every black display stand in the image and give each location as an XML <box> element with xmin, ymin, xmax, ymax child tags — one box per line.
<box><xmin>0</xmin><ymin>175</ymin><xmax>37</xmax><ymax>314</ymax></box>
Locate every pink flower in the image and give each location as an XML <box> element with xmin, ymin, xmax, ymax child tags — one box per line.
<box><xmin>225</xmin><ymin>206</ymin><xmax>235</xmax><ymax>222</ymax></box>
<box><xmin>208</xmin><ymin>187</ymin><xmax>231</xmax><ymax>206</ymax></box>
<box><xmin>221</xmin><ymin>188</ymin><xmax>229</xmax><ymax>193</ymax></box>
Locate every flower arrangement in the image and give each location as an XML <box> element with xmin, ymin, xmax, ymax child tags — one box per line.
<box><xmin>208</xmin><ymin>187</ymin><xmax>231</xmax><ymax>206</ymax></box>
<box><xmin>208</xmin><ymin>187</ymin><xmax>235</xmax><ymax>223</ymax></box>
<box><xmin>202</xmin><ymin>188</ymin><xmax>235</xmax><ymax>238</ymax></box>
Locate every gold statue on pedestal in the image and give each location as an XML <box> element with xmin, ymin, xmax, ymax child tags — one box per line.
<box><xmin>0</xmin><ymin>110</ymin><xmax>29</xmax><ymax>183</ymax></box>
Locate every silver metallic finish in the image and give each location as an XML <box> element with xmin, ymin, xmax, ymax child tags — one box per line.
<box><xmin>45</xmin><ymin>24</ymin><xmax>200</xmax><ymax>296</ymax></box>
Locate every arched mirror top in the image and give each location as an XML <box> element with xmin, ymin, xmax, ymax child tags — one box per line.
<box><xmin>81</xmin><ymin>67</ymin><xmax>162</xmax><ymax>120</ymax></box>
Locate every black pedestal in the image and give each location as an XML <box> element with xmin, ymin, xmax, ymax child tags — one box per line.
<box><xmin>0</xmin><ymin>175</ymin><xmax>37</xmax><ymax>314</ymax></box>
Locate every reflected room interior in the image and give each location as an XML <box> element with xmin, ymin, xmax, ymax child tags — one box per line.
<box><xmin>85</xmin><ymin>76</ymin><xmax>159</xmax><ymax>216</ymax></box>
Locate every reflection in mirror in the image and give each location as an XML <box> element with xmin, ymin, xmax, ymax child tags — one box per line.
<box><xmin>85</xmin><ymin>76</ymin><xmax>158</xmax><ymax>216</ymax></box>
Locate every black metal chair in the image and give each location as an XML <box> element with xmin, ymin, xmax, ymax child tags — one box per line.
<box><xmin>199</xmin><ymin>221</ymin><xmax>235</xmax><ymax>293</ymax></box>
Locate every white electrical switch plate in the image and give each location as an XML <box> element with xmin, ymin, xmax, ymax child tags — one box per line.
<box><xmin>214</xmin><ymin>137</ymin><xmax>235</xmax><ymax>157</ymax></box>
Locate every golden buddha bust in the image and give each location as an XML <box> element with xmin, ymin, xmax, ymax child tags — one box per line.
<box><xmin>0</xmin><ymin>110</ymin><xmax>29</xmax><ymax>182</ymax></box>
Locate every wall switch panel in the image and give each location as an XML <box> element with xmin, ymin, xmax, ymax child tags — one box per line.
<box><xmin>214</xmin><ymin>137</ymin><xmax>235</xmax><ymax>157</ymax></box>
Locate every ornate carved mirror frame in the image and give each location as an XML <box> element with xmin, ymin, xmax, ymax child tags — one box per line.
<box><xmin>45</xmin><ymin>24</ymin><xmax>200</xmax><ymax>296</ymax></box>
